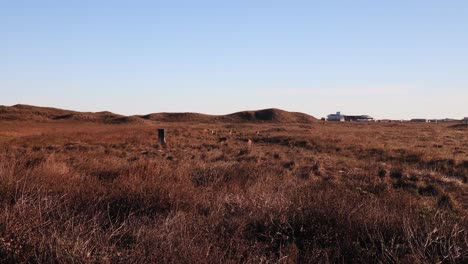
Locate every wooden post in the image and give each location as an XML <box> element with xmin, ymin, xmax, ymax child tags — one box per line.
<box><xmin>158</xmin><ymin>128</ymin><xmax>166</xmax><ymax>145</ymax></box>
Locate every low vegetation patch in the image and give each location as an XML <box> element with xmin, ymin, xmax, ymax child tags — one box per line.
<box><xmin>0</xmin><ymin>120</ymin><xmax>466</xmax><ymax>263</ymax></box>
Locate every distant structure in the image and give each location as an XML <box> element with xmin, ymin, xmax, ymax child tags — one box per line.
<box><xmin>326</xmin><ymin>111</ymin><xmax>374</xmax><ymax>122</ymax></box>
<box><xmin>327</xmin><ymin>112</ymin><xmax>345</xmax><ymax>122</ymax></box>
<box><xmin>463</xmin><ymin>117</ymin><xmax>468</xmax><ymax>124</ymax></box>
<box><xmin>410</xmin><ymin>119</ymin><xmax>428</xmax><ymax>123</ymax></box>
<box><xmin>344</xmin><ymin>115</ymin><xmax>374</xmax><ymax>122</ymax></box>
<box><xmin>427</xmin><ymin>118</ymin><xmax>458</xmax><ymax>123</ymax></box>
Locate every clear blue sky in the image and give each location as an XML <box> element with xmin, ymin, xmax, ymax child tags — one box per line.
<box><xmin>1</xmin><ymin>0</ymin><xmax>467</xmax><ymax>119</ymax></box>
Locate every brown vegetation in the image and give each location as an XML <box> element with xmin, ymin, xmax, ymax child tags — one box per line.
<box><xmin>1</xmin><ymin>105</ymin><xmax>316</xmax><ymax>124</ymax></box>
<box><xmin>0</xmin><ymin>105</ymin><xmax>466</xmax><ymax>263</ymax></box>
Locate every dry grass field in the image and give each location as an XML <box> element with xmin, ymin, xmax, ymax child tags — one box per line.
<box><xmin>0</xmin><ymin>105</ymin><xmax>467</xmax><ymax>263</ymax></box>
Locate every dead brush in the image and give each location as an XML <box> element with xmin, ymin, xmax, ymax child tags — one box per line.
<box><xmin>401</xmin><ymin>211</ymin><xmax>467</xmax><ymax>263</ymax></box>
<box><xmin>418</xmin><ymin>184</ymin><xmax>440</xmax><ymax>196</ymax></box>
<box><xmin>0</xmin><ymin>120</ymin><xmax>466</xmax><ymax>263</ymax></box>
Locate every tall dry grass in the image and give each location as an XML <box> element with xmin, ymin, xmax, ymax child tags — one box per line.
<box><xmin>0</xmin><ymin>121</ymin><xmax>466</xmax><ymax>263</ymax></box>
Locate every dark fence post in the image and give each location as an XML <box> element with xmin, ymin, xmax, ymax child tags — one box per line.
<box><xmin>158</xmin><ymin>128</ymin><xmax>166</xmax><ymax>145</ymax></box>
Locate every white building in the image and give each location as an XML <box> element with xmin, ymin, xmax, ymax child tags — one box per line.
<box><xmin>327</xmin><ymin>111</ymin><xmax>345</xmax><ymax>122</ymax></box>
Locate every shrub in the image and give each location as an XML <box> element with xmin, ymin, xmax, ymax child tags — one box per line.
<box><xmin>390</xmin><ymin>168</ymin><xmax>404</xmax><ymax>179</ymax></box>
<box><xmin>437</xmin><ymin>194</ymin><xmax>458</xmax><ymax>210</ymax></box>
<box><xmin>418</xmin><ymin>184</ymin><xmax>439</xmax><ymax>196</ymax></box>
<box><xmin>283</xmin><ymin>161</ymin><xmax>295</xmax><ymax>170</ymax></box>
<box><xmin>393</xmin><ymin>178</ymin><xmax>417</xmax><ymax>191</ymax></box>
<box><xmin>378</xmin><ymin>167</ymin><xmax>387</xmax><ymax>178</ymax></box>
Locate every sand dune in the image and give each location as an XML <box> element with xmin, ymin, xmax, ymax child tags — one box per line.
<box><xmin>1</xmin><ymin>105</ymin><xmax>317</xmax><ymax>124</ymax></box>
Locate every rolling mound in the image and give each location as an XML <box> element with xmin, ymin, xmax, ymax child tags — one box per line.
<box><xmin>139</xmin><ymin>112</ymin><xmax>214</xmax><ymax>122</ymax></box>
<box><xmin>0</xmin><ymin>105</ymin><xmax>316</xmax><ymax>124</ymax></box>
<box><xmin>0</xmin><ymin>104</ymin><xmax>75</xmax><ymax>121</ymax></box>
<box><xmin>141</xmin><ymin>108</ymin><xmax>316</xmax><ymax>123</ymax></box>
<box><xmin>0</xmin><ymin>104</ymin><xmax>141</xmax><ymax>124</ymax></box>
<box><xmin>219</xmin><ymin>108</ymin><xmax>317</xmax><ymax>123</ymax></box>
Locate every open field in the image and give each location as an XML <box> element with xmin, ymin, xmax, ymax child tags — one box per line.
<box><xmin>0</xmin><ymin>106</ymin><xmax>467</xmax><ymax>263</ymax></box>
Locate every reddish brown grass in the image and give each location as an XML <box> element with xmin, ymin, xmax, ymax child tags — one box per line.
<box><xmin>0</xmin><ymin>119</ymin><xmax>466</xmax><ymax>263</ymax></box>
